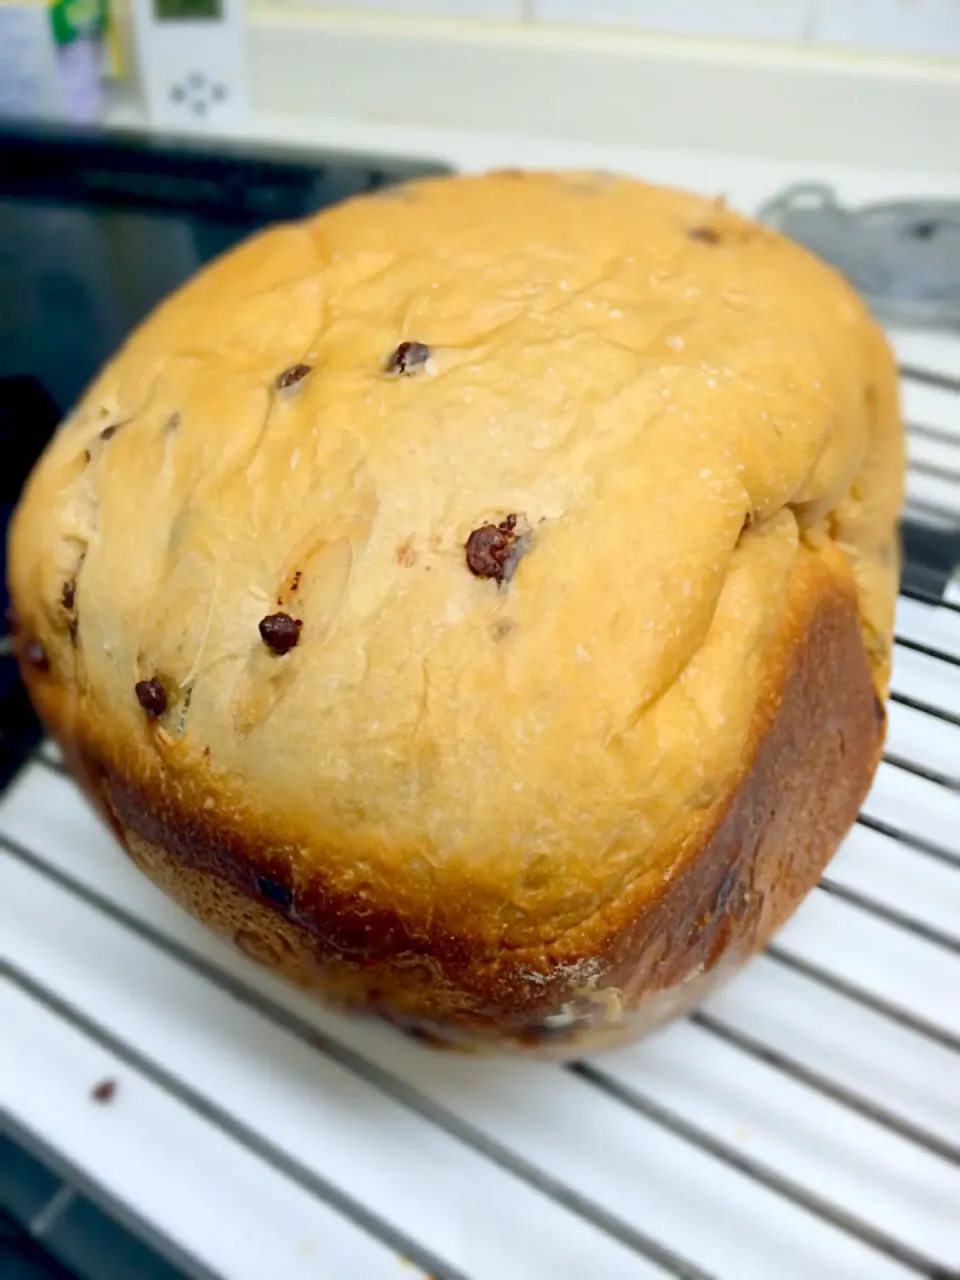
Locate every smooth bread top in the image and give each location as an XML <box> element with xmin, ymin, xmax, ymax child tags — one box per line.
<box><xmin>9</xmin><ymin>171</ymin><xmax>903</xmax><ymax>943</ymax></box>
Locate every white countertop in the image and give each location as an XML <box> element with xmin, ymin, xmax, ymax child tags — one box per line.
<box><xmin>104</xmin><ymin>91</ymin><xmax>960</xmax><ymax>227</ymax></box>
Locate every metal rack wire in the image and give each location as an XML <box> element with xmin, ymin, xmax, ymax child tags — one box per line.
<box><xmin>1</xmin><ymin>338</ymin><xmax>958</xmax><ymax>1280</ymax></box>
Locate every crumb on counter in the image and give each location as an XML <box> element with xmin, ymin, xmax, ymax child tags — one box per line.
<box><xmin>91</xmin><ymin>1078</ymin><xmax>117</xmax><ymax>1103</ymax></box>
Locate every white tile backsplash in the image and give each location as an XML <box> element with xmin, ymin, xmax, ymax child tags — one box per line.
<box><xmin>532</xmin><ymin>0</ymin><xmax>811</xmax><ymax>41</ymax></box>
<box><xmin>303</xmin><ymin>0</ymin><xmax>960</xmax><ymax>56</ymax></box>
<box><xmin>810</xmin><ymin>0</ymin><xmax>960</xmax><ymax>56</ymax></box>
<box><xmin>310</xmin><ymin>0</ymin><xmax>521</xmax><ymax>17</ymax></box>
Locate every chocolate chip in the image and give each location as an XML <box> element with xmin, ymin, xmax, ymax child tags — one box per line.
<box><xmin>290</xmin><ymin>570</ymin><xmax>302</xmax><ymax>592</ymax></box>
<box><xmin>166</xmin><ymin>411</ymin><xmax>181</xmax><ymax>433</ymax></box>
<box><xmin>385</xmin><ymin>341</ymin><xmax>431</xmax><ymax>375</ymax></box>
<box><xmin>465</xmin><ymin>515</ymin><xmax>520</xmax><ymax>584</ymax></box>
<box><xmin>257</xmin><ymin>874</ymin><xmax>293</xmax><ymax>910</ymax></box>
<box><xmin>135</xmin><ymin>677</ymin><xmax>168</xmax><ymax>717</ymax></box>
<box><xmin>99</xmin><ymin>423</ymin><xmax>120</xmax><ymax>441</ymax></box>
<box><xmin>91</xmin><ymin>1078</ymin><xmax>117</xmax><ymax>1104</ymax></box>
<box><xmin>259</xmin><ymin>612</ymin><xmax>302</xmax><ymax>655</ymax></box>
<box><xmin>275</xmin><ymin>363</ymin><xmax>312</xmax><ymax>390</ymax></box>
<box><xmin>62</xmin><ymin>578</ymin><xmax>76</xmax><ymax>611</ymax></box>
<box><xmin>23</xmin><ymin>638</ymin><xmax>49</xmax><ymax>671</ymax></box>
<box><xmin>688</xmin><ymin>226</ymin><xmax>721</xmax><ymax>244</ymax></box>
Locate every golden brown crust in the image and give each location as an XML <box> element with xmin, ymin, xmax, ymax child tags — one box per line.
<box><xmin>21</xmin><ymin>544</ymin><xmax>883</xmax><ymax>1056</ymax></box>
<box><xmin>8</xmin><ymin>170</ymin><xmax>901</xmax><ymax>1056</ymax></box>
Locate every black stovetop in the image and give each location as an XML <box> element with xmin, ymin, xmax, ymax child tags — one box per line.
<box><xmin>0</xmin><ymin>121</ymin><xmax>447</xmax><ymax>792</ymax></box>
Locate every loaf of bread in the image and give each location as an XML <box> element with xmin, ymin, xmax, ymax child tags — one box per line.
<box><xmin>8</xmin><ymin>171</ymin><xmax>904</xmax><ymax>1056</ymax></box>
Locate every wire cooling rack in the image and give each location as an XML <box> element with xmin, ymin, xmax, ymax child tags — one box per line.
<box><xmin>1</xmin><ymin>327</ymin><xmax>959</xmax><ymax>1280</ymax></box>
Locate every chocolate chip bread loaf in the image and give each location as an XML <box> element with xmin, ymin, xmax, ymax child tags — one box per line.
<box><xmin>8</xmin><ymin>171</ymin><xmax>904</xmax><ymax>1056</ymax></box>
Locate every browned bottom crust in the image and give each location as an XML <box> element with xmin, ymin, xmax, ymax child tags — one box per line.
<box><xmin>27</xmin><ymin>557</ymin><xmax>884</xmax><ymax>1059</ymax></box>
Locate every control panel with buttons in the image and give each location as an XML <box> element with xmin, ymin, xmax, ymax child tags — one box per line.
<box><xmin>129</xmin><ymin>0</ymin><xmax>250</xmax><ymax>132</ymax></box>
